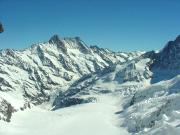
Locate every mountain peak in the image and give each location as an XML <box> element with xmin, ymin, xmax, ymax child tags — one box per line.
<box><xmin>49</xmin><ymin>34</ymin><xmax>62</xmax><ymax>43</ymax></box>
<box><xmin>162</xmin><ymin>34</ymin><xmax>180</xmax><ymax>52</ymax></box>
<box><xmin>174</xmin><ymin>35</ymin><xmax>180</xmax><ymax>44</ymax></box>
<box><xmin>150</xmin><ymin>34</ymin><xmax>180</xmax><ymax>70</ymax></box>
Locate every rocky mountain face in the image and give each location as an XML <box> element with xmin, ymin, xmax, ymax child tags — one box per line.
<box><xmin>0</xmin><ymin>34</ymin><xmax>180</xmax><ymax>134</ymax></box>
<box><xmin>123</xmin><ymin>75</ymin><xmax>180</xmax><ymax>133</ymax></box>
<box><xmin>119</xmin><ymin>35</ymin><xmax>180</xmax><ymax>134</ymax></box>
<box><xmin>140</xmin><ymin>35</ymin><xmax>180</xmax><ymax>83</ymax></box>
<box><xmin>0</xmin><ymin>97</ymin><xmax>16</xmax><ymax>122</ymax></box>
<box><xmin>150</xmin><ymin>35</ymin><xmax>180</xmax><ymax>70</ymax></box>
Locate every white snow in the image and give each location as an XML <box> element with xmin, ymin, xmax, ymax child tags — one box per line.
<box><xmin>0</xmin><ymin>94</ymin><xmax>129</xmax><ymax>135</ymax></box>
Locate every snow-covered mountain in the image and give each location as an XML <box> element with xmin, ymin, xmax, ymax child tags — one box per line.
<box><xmin>0</xmin><ymin>34</ymin><xmax>180</xmax><ymax>135</ymax></box>
<box><xmin>0</xmin><ymin>34</ymin><xmax>141</xmax><ymax>121</ymax></box>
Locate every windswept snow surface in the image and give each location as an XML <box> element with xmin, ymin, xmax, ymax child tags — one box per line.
<box><xmin>0</xmin><ymin>94</ymin><xmax>129</xmax><ymax>135</ymax></box>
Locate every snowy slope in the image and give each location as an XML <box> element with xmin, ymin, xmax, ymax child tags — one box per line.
<box><xmin>52</xmin><ymin>57</ymin><xmax>152</xmax><ymax>110</ymax></box>
<box><xmin>120</xmin><ymin>75</ymin><xmax>180</xmax><ymax>134</ymax></box>
<box><xmin>118</xmin><ymin>35</ymin><xmax>180</xmax><ymax>134</ymax></box>
<box><xmin>0</xmin><ymin>94</ymin><xmax>129</xmax><ymax>135</ymax></box>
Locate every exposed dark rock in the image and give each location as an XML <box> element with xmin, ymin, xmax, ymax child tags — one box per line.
<box><xmin>0</xmin><ymin>22</ymin><xmax>3</xmax><ymax>33</ymax></box>
<box><xmin>149</xmin><ymin>35</ymin><xmax>180</xmax><ymax>70</ymax></box>
<box><xmin>0</xmin><ymin>98</ymin><xmax>16</xmax><ymax>122</ymax></box>
<box><xmin>0</xmin><ymin>77</ymin><xmax>13</xmax><ymax>91</ymax></box>
<box><xmin>52</xmin><ymin>97</ymin><xmax>96</xmax><ymax>110</ymax></box>
<box><xmin>49</xmin><ymin>34</ymin><xmax>67</xmax><ymax>53</ymax></box>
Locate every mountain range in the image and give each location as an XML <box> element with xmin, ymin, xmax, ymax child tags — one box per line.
<box><xmin>0</xmin><ymin>34</ymin><xmax>180</xmax><ymax>135</ymax></box>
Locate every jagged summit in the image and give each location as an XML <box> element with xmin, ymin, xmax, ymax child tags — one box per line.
<box><xmin>163</xmin><ymin>35</ymin><xmax>180</xmax><ymax>51</ymax></box>
<box><xmin>174</xmin><ymin>35</ymin><xmax>180</xmax><ymax>44</ymax></box>
<box><xmin>48</xmin><ymin>34</ymin><xmax>65</xmax><ymax>49</ymax></box>
<box><xmin>142</xmin><ymin>35</ymin><xmax>180</xmax><ymax>71</ymax></box>
<box><xmin>49</xmin><ymin>34</ymin><xmax>62</xmax><ymax>43</ymax></box>
<box><xmin>48</xmin><ymin>34</ymin><xmax>90</xmax><ymax>53</ymax></box>
<box><xmin>156</xmin><ymin>35</ymin><xmax>180</xmax><ymax>69</ymax></box>
<box><xmin>49</xmin><ymin>34</ymin><xmax>83</xmax><ymax>44</ymax></box>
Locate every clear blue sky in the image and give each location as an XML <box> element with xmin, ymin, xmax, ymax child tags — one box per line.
<box><xmin>0</xmin><ymin>0</ymin><xmax>180</xmax><ymax>51</ymax></box>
